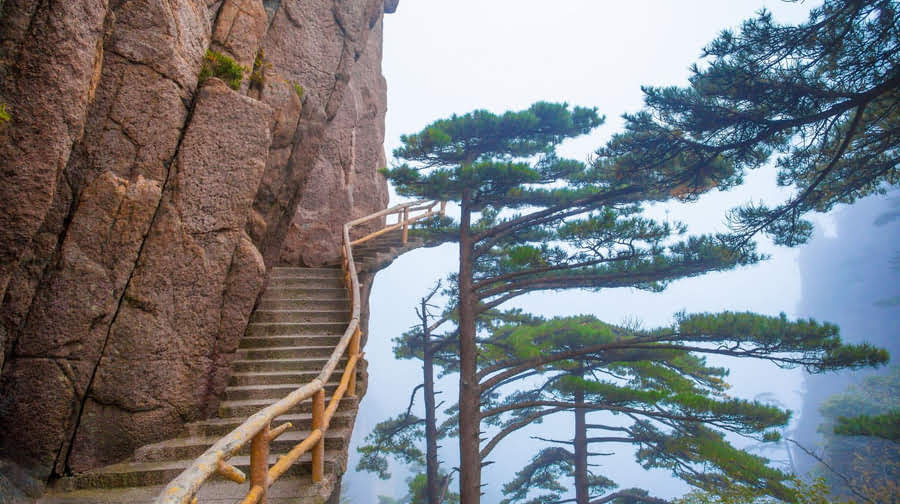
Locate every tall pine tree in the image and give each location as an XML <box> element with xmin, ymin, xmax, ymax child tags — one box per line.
<box><xmin>384</xmin><ymin>102</ymin><xmax>765</xmax><ymax>502</ymax></box>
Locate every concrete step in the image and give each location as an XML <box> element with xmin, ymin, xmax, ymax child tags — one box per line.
<box><xmin>352</xmin><ymin>251</ymin><xmax>385</xmax><ymax>260</ymax></box>
<box><xmin>41</xmin><ymin>476</ymin><xmax>336</xmax><ymax>504</ymax></box>
<box><xmin>269</xmin><ymin>267</ymin><xmax>343</xmax><ymax>279</ymax></box>
<box><xmin>224</xmin><ymin>382</ymin><xmax>344</xmax><ymax>401</ymax></box>
<box><xmin>183</xmin><ymin>411</ymin><xmax>355</xmax><ymax>438</ymax></box>
<box><xmin>357</xmin><ymin>243</ymin><xmax>403</xmax><ymax>251</ymax></box>
<box><xmin>134</xmin><ymin>428</ymin><xmax>350</xmax><ymax>463</ymax></box>
<box><xmin>54</xmin><ymin>452</ymin><xmax>342</xmax><ymax>490</ymax></box>
<box><xmin>229</xmin><ymin>370</ymin><xmax>332</xmax><ymax>386</ymax></box>
<box><xmin>219</xmin><ymin>396</ymin><xmax>356</xmax><ymax>418</ymax></box>
<box><xmin>232</xmin><ymin>357</ymin><xmax>345</xmax><ymax>373</ymax></box>
<box><xmin>261</xmin><ymin>287</ymin><xmax>348</xmax><ymax>299</ymax></box>
<box><xmin>245</xmin><ymin>321</ymin><xmax>346</xmax><ymax>336</ymax></box>
<box><xmin>240</xmin><ymin>335</ymin><xmax>342</xmax><ymax>349</ymax></box>
<box><xmin>257</xmin><ymin>298</ymin><xmax>348</xmax><ymax>311</ymax></box>
<box><xmin>267</xmin><ymin>277</ymin><xmax>345</xmax><ymax>289</ymax></box>
<box><xmin>237</xmin><ymin>346</ymin><xmax>336</xmax><ymax>360</ymax></box>
<box><xmin>250</xmin><ymin>310</ymin><xmax>349</xmax><ymax>324</ymax></box>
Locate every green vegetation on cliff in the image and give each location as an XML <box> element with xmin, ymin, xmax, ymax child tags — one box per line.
<box><xmin>199</xmin><ymin>50</ymin><xmax>247</xmax><ymax>90</ymax></box>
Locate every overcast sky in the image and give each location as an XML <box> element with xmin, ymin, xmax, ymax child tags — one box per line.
<box><xmin>345</xmin><ymin>2</ymin><xmax>826</xmax><ymax>502</ymax></box>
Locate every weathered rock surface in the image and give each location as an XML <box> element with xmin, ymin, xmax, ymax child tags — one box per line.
<box><xmin>250</xmin><ymin>0</ymin><xmax>390</xmax><ymax>267</ymax></box>
<box><xmin>279</xmin><ymin>0</ymin><xmax>390</xmax><ymax>265</ymax></box>
<box><xmin>0</xmin><ymin>0</ymin><xmax>393</xmax><ymax>493</ymax></box>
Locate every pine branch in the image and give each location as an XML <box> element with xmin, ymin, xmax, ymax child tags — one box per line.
<box><xmin>786</xmin><ymin>438</ymin><xmax>876</xmax><ymax>504</ymax></box>
<box><xmin>479</xmin><ymin>407</ymin><xmax>566</xmax><ymax>459</ymax></box>
<box><xmin>589</xmin><ymin>490</ymin><xmax>670</xmax><ymax>504</ymax></box>
<box><xmin>731</xmin><ymin>103</ymin><xmax>867</xmax><ymax>248</ymax></box>
<box><xmin>530</xmin><ymin>435</ymin><xmax>574</xmax><ymax>445</ymax></box>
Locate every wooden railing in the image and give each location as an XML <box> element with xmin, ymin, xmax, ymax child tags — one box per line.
<box><xmin>154</xmin><ymin>199</ymin><xmax>444</xmax><ymax>504</ymax></box>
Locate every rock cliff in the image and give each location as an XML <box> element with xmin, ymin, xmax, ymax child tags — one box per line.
<box><xmin>0</xmin><ymin>0</ymin><xmax>391</xmax><ymax>492</ymax></box>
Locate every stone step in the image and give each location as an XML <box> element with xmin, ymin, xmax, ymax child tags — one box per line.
<box><xmin>250</xmin><ymin>310</ymin><xmax>349</xmax><ymax>324</ymax></box>
<box><xmin>245</xmin><ymin>321</ymin><xmax>346</xmax><ymax>336</ymax></box>
<box><xmin>219</xmin><ymin>396</ymin><xmax>357</xmax><ymax>418</ymax></box>
<box><xmin>232</xmin><ymin>357</ymin><xmax>346</xmax><ymax>373</ymax></box>
<box><xmin>240</xmin><ymin>335</ymin><xmax>342</xmax><ymax>349</ymax></box>
<box><xmin>41</xmin><ymin>476</ymin><xmax>334</xmax><ymax>504</ymax></box>
<box><xmin>237</xmin><ymin>345</ymin><xmax>337</xmax><ymax>360</ymax></box>
<box><xmin>54</xmin><ymin>452</ymin><xmax>341</xmax><ymax>490</ymax></box>
<box><xmin>267</xmin><ymin>277</ymin><xmax>345</xmax><ymax>289</ymax></box>
<box><xmin>224</xmin><ymin>382</ymin><xmax>344</xmax><ymax>401</ymax></box>
<box><xmin>229</xmin><ymin>370</ymin><xmax>332</xmax><ymax>386</ymax></box>
<box><xmin>37</xmin><ymin>230</ymin><xmax>421</xmax><ymax>501</ymax></box>
<box><xmin>352</xmin><ymin>251</ymin><xmax>385</xmax><ymax>259</ymax></box>
<box><xmin>134</xmin><ymin>428</ymin><xmax>350</xmax><ymax>463</ymax></box>
<box><xmin>257</xmin><ymin>298</ymin><xmax>348</xmax><ymax>311</ymax></box>
<box><xmin>183</xmin><ymin>410</ymin><xmax>355</xmax><ymax>438</ymax></box>
<box><xmin>269</xmin><ymin>267</ymin><xmax>343</xmax><ymax>279</ymax></box>
<box><xmin>352</xmin><ymin>243</ymin><xmax>396</xmax><ymax>252</ymax></box>
<box><xmin>261</xmin><ymin>287</ymin><xmax>348</xmax><ymax>300</ymax></box>
<box><xmin>354</xmin><ymin>239</ymin><xmax>393</xmax><ymax>246</ymax></box>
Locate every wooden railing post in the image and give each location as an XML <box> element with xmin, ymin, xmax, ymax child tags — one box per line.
<box><xmin>349</xmin><ymin>327</ymin><xmax>361</xmax><ymax>396</ymax></box>
<box><xmin>312</xmin><ymin>389</ymin><xmax>325</xmax><ymax>482</ymax></box>
<box><xmin>153</xmin><ymin>200</ymin><xmax>442</xmax><ymax>504</ymax></box>
<box><xmin>440</xmin><ymin>200</ymin><xmax>447</xmax><ymax>216</ymax></box>
<box><xmin>401</xmin><ymin>207</ymin><xmax>410</xmax><ymax>244</ymax></box>
<box><xmin>249</xmin><ymin>422</ymin><xmax>271</xmax><ymax>504</ymax></box>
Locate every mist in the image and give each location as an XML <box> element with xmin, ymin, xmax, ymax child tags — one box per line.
<box><xmin>340</xmin><ymin>1</ymin><xmax>897</xmax><ymax>502</ymax></box>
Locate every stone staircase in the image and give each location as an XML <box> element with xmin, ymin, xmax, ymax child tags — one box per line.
<box><xmin>38</xmin><ymin>231</ymin><xmax>419</xmax><ymax>504</ymax></box>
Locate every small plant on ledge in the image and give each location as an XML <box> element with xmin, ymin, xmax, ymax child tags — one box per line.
<box><xmin>0</xmin><ymin>103</ymin><xmax>10</xmax><ymax>125</ymax></box>
<box><xmin>291</xmin><ymin>81</ymin><xmax>305</xmax><ymax>101</ymax></box>
<box><xmin>199</xmin><ymin>50</ymin><xmax>247</xmax><ymax>90</ymax></box>
<box><xmin>249</xmin><ymin>49</ymin><xmax>272</xmax><ymax>89</ymax></box>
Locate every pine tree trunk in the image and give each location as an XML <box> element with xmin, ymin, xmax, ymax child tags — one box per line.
<box><xmin>457</xmin><ymin>191</ymin><xmax>481</xmax><ymax>504</ymax></box>
<box><xmin>574</xmin><ymin>369</ymin><xmax>588</xmax><ymax>504</ymax></box>
<box><xmin>422</xmin><ymin>297</ymin><xmax>440</xmax><ymax>504</ymax></box>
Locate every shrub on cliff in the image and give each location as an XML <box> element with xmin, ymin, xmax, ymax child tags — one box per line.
<box><xmin>199</xmin><ymin>50</ymin><xmax>246</xmax><ymax>90</ymax></box>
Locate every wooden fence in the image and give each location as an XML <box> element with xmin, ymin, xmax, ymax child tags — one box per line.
<box><xmin>154</xmin><ymin>199</ymin><xmax>445</xmax><ymax>504</ymax></box>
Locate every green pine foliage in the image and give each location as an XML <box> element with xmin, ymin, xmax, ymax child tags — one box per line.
<box><xmin>834</xmin><ymin>410</ymin><xmax>900</xmax><ymax>441</ymax></box>
<box><xmin>597</xmin><ymin>0</ymin><xmax>900</xmax><ymax>247</ymax></box>
<box><xmin>675</xmin><ymin>476</ymin><xmax>852</xmax><ymax>504</ymax></box>
<box><xmin>386</xmin><ymin>102</ymin><xmax>763</xmax><ymax>314</ymax></box>
<box><xmin>406</xmin><ymin>474</ymin><xmax>460</xmax><ymax>504</ymax></box>
<box><xmin>500</xmin><ymin>447</ymin><xmax>616</xmax><ymax>504</ymax></box>
<box><xmin>816</xmin><ymin>366</ymin><xmax>900</xmax><ymax>500</ymax></box>
<box><xmin>356</xmin><ymin>413</ymin><xmax>428</xmax><ymax>479</ymax></box>
<box><xmin>378</xmin><ymin>474</ymin><xmax>461</xmax><ymax>504</ymax></box>
<box><xmin>481</xmin><ymin>312</ymin><xmax>887</xmax><ymax>503</ymax></box>
<box><xmin>198</xmin><ymin>50</ymin><xmax>247</xmax><ymax>90</ymax></box>
<box><xmin>383</xmin><ymin>99</ymin><xmax>889</xmax><ymax>503</ymax></box>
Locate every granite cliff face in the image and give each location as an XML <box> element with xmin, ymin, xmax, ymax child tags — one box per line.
<box><xmin>0</xmin><ymin>0</ymin><xmax>390</xmax><ymax>487</ymax></box>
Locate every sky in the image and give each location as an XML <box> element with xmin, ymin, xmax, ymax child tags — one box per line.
<box><xmin>344</xmin><ymin>1</ymin><xmax>828</xmax><ymax>502</ymax></box>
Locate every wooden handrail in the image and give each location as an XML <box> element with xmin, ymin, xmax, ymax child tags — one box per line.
<box><xmin>154</xmin><ymin>199</ymin><xmax>444</xmax><ymax>504</ymax></box>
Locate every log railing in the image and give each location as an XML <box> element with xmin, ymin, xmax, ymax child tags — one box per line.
<box><xmin>154</xmin><ymin>199</ymin><xmax>445</xmax><ymax>504</ymax></box>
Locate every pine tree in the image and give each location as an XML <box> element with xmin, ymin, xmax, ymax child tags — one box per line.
<box><xmin>597</xmin><ymin>0</ymin><xmax>900</xmax><ymax>248</ymax></box>
<box><xmin>357</xmin><ymin>283</ymin><xmax>457</xmax><ymax>504</ymax></box>
<box><xmin>479</xmin><ymin>313</ymin><xmax>887</xmax><ymax>504</ymax></box>
<box><xmin>385</xmin><ymin>102</ymin><xmax>766</xmax><ymax>502</ymax></box>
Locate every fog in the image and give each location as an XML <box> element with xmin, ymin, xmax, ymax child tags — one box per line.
<box><xmin>340</xmin><ymin>1</ymin><xmax>896</xmax><ymax>502</ymax></box>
